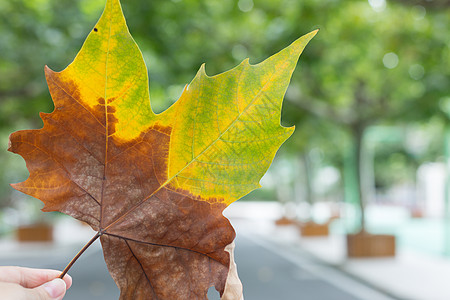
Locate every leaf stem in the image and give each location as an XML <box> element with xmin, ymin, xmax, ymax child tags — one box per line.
<box><xmin>59</xmin><ymin>231</ymin><xmax>101</xmax><ymax>279</ymax></box>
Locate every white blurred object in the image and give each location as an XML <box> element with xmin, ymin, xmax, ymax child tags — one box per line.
<box><xmin>223</xmin><ymin>201</ymin><xmax>283</xmax><ymax>221</ymax></box>
<box><xmin>296</xmin><ymin>202</ymin><xmax>311</xmax><ymax>221</ymax></box>
<box><xmin>311</xmin><ymin>202</ymin><xmax>332</xmax><ymax>224</ymax></box>
<box><xmin>417</xmin><ymin>162</ymin><xmax>446</xmax><ymax>218</ymax></box>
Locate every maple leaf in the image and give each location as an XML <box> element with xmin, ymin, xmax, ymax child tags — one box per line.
<box><xmin>8</xmin><ymin>0</ymin><xmax>317</xmax><ymax>299</ymax></box>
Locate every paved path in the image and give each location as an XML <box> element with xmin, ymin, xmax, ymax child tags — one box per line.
<box><xmin>0</xmin><ymin>230</ymin><xmax>395</xmax><ymax>300</ymax></box>
<box><xmin>232</xmin><ymin>234</ymin><xmax>364</xmax><ymax>300</ymax></box>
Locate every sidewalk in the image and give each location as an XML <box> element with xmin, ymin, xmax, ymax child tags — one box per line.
<box><xmin>1</xmin><ymin>202</ymin><xmax>449</xmax><ymax>300</ymax></box>
<box><xmin>225</xmin><ymin>201</ymin><xmax>450</xmax><ymax>300</ymax></box>
<box><xmin>0</xmin><ymin>213</ymin><xmax>389</xmax><ymax>300</ymax></box>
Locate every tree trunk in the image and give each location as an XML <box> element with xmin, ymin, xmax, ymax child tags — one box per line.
<box><xmin>353</xmin><ymin>124</ymin><xmax>366</xmax><ymax>232</ymax></box>
<box><xmin>344</xmin><ymin>123</ymin><xmax>367</xmax><ymax>232</ymax></box>
<box><xmin>301</xmin><ymin>152</ymin><xmax>314</xmax><ymax>205</ymax></box>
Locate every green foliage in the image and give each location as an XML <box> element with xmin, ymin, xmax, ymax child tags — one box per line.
<box><xmin>0</xmin><ymin>0</ymin><xmax>449</xmax><ymax>211</ymax></box>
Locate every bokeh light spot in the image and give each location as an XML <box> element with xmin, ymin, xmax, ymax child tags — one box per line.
<box><xmin>409</xmin><ymin>64</ymin><xmax>425</xmax><ymax>80</ymax></box>
<box><xmin>383</xmin><ymin>52</ymin><xmax>399</xmax><ymax>69</ymax></box>
<box><xmin>238</xmin><ymin>0</ymin><xmax>254</xmax><ymax>12</ymax></box>
<box><xmin>368</xmin><ymin>0</ymin><xmax>386</xmax><ymax>12</ymax></box>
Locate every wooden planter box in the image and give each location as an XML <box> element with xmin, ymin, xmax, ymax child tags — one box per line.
<box><xmin>347</xmin><ymin>232</ymin><xmax>396</xmax><ymax>257</ymax></box>
<box><xmin>275</xmin><ymin>216</ymin><xmax>296</xmax><ymax>226</ymax></box>
<box><xmin>410</xmin><ymin>208</ymin><xmax>424</xmax><ymax>219</ymax></box>
<box><xmin>298</xmin><ymin>221</ymin><xmax>329</xmax><ymax>237</ymax></box>
<box><xmin>16</xmin><ymin>223</ymin><xmax>53</xmax><ymax>242</ymax></box>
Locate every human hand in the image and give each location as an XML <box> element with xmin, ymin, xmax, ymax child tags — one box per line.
<box><xmin>0</xmin><ymin>266</ymin><xmax>72</xmax><ymax>300</ymax></box>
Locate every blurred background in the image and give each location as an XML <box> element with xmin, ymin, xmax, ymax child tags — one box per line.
<box><xmin>0</xmin><ymin>0</ymin><xmax>449</xmax><ymax>299</ymax></box>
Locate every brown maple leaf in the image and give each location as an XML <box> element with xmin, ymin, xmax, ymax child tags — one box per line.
<box><xmin>8</xmin><ymin>0</ymin><xmax>317</xmax><ymax>299</ymax></box>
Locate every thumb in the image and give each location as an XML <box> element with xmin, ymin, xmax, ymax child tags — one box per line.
<box><xmin>29</xmin><ymin>278</ymin><xmax>67</xmax><ymax>300</ymax></box>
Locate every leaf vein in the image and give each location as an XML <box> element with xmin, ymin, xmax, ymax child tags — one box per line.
<box><xmin>124</xmin><ymin>240</ymin><xmax>159</xmax><ymax>300</ymax></box>
<box><xmin>105</xmin><ymin>233</ymin><xmax>225</xmax><ymax>266</ymax></box>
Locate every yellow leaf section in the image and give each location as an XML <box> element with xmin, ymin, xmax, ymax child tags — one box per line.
<box><xmin>164</xmin><ymin>31</ymin><xmax>318</xmax><ymax>206</ymax></box>
<box><xmin>52</xmin><ymin>0</ymin><xmax>154</xmax><ymax>141</ymax></box>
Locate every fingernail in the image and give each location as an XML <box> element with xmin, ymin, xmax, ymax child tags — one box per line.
<box><xmin>43</xmin><ymin>278</ymin><xmax>66</xmax><ymax>298</ymax></box>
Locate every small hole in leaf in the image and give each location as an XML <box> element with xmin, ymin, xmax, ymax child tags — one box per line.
<box><xmin>94</xmin><ymin>28</ymin><xmax>98</xmax><ymax>32</ymax></box>
<box><xmin>207</xmin><ymin>286</ymin><xmax>220</xmax><ymax>300</ymax></box>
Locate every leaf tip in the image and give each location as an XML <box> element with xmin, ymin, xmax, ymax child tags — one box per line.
<box><xmin>44</xmin><ymin>65</ymin><xmax>56</xmax><ymax>77</ymax></box>
<box><xmin>286</xmin><ymin>125</ymin><xmax>295</xmax><ymax>137</ymax></box>
<box><xmin>9</xmin><ymin>182</ymin><xmax>20</xmax><ymax>190</ymax></box>
<box><xmin>310</xmin><ymin>28</ymin><xmax>320</xmax><ymax>40</ymax></box>
<box><xmin>7</xmin><ymin>132</ymin><xmax>19</xmax><ymax>154</ymax></box>
<box><xmin>240</xmin><ymin>57</ymin><xmax>251</xmax><ymax>68</ymax></box>
<box><xmin>7</xmin><ymin>135</ymin><xmax>13</xmax><ymax>153</ymax></box>
<box><xmin>198</xmin><ymin>63</ymin><xmax>209</xmax><ymax>78</ymax></box>
<box><xmin>300</xmin><ymin>29</ymin><xmax>319</xmax><ymax>44</ymax></box>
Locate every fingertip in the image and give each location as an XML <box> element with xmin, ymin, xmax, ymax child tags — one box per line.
<box><xmin>62</xmin><ymin>274</ymin><xmax>73</xmax><ymax>290</ymax></box>
<box><xmin>42</xmin><ymin>278</ymin><xmax>66</xmax><ymax>299</ymax></box>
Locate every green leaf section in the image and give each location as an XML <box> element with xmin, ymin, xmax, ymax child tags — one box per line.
<box><xmin>164</xmin><ymin>31</ymin><xmax>318</xmax><ymax>205</ymax></box>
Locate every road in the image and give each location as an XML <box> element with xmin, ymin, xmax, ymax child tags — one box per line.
<box><xmin>0</xmin><ymin>232</ymin><xmax>395</xmax><ymax>300</ymax></box>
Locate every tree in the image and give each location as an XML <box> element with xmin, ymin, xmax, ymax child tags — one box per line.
<box><xmin>287</xmin><ymin>0</ymin><xmax>450</xmax><ymax>231</ymax></box>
